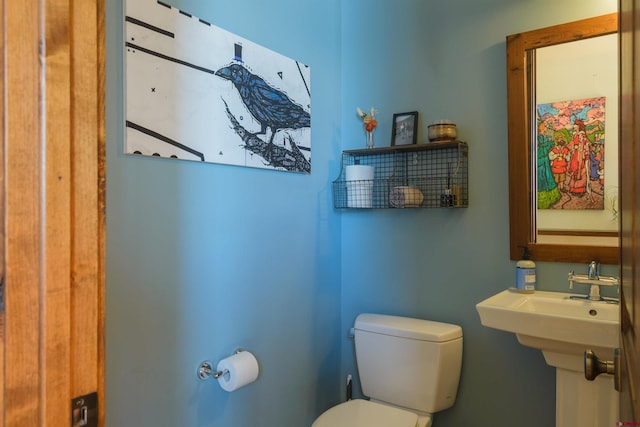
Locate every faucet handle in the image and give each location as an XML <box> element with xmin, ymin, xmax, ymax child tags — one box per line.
<box><xmin>568</xmin><ymin>271</ymin><xmax>575</xmax><ymax>289</ymax></box>
<box><xmin>588</xmin><ymin>261</ymin><xmax>599</xmax><ymax>280</ymax></box>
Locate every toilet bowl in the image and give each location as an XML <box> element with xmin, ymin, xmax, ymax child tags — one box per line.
<box><xmin>313</xmin><ymin>314</ymin><xmax>463</xmax><ymax>427</ymax></box>
<box><xmin>312</xmin><ymin>399</ymin><xmax>434</xmax><ymax>427</ymax></box>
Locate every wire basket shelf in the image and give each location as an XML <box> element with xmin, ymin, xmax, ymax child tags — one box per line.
<box><xmin>332</xmin><ymin>141</ymin><xmax>468</xmax><ymax>209</ymax></box>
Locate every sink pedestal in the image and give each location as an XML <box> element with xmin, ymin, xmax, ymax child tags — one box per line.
<box><xmin>476</xmin><ymin>290</ymin><xmax>620</xmax><ymax>427</ymax></box>
<box><xmin>517</xmin><ymin>324</ymin><xmax>620</xmax><ymax>427</ymax></box>
<box><xmin>556</xmin><ymin>369</ymin><xmax>617</xmax><ymax>427</ymax></box>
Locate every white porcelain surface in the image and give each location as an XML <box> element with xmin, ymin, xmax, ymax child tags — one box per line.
<box><xmin>355</xmin><ymin>313</ymin><xmax>462</xmax><ymax>412</ymax></box>
<box><xmin>476</xmin><ymin>289</ymin><xmax>620</xmax><ymax>427</ymax></box>
<box><xmin>476</xmin><ymin>289</ymin><xmax>618</xmax><ymax>370</ymax></box>
<box><xmin>312</xmin><ymin>400</ymin><xmax>418</xmax><ymax>427</ymax></box>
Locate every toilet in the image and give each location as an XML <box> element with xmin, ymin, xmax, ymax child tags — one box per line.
<box><xmin>313</xmin><ymin>313</ymin><xmax>463</xmax><ymax>427</ymax></box>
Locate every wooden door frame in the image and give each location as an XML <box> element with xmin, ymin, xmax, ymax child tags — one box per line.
<box><xmin>2</xmin><ymin>1</ymin><xmax>105</xmax><ymax>426</ymax></box>
<box><xmin>619</xmin><ymin>0</ymin><xmax>640</xmax><ymax>421</ymax></box>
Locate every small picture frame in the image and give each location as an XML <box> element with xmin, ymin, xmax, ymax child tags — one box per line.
<box><xmin>391</xmin><ymin>111</ymin><xmax>419</xmax><ymax>146</ymax></box>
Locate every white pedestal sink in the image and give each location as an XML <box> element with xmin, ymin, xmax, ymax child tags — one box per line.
<box><xmin>476</xmin><ymin>289</ymin><xmax>619</xmax><ymax>427</ymax></box>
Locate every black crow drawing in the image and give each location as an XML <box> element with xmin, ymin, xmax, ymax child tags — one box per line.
<box><xmin>215</xmin><ymin>64</ymin><xmax>310</xmax><ymax>144</ymax></box>
<box><xmin>221</xmin><ymin>99</ymin><xmax>311</xmax><ymax>173</ymax></box>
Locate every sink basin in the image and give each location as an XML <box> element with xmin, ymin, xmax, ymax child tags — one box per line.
<box><xmin>476</xmin><ymin>289</ymin><xmax>619</xmax><ymax>371</ymax></box>
<box><xmin>477</xmin><ymin>289</ymin><xmax>620</xmax><ymax>427</ymax></box>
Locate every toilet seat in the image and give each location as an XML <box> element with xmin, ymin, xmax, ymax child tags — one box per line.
<box><xmin>312</xmin><ymin>399</ymin><xmax>418</xmax><ymax>427</ymax></box>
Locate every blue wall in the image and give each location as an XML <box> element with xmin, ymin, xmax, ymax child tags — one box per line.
<box><xmin>106</xmin><ymin>0</ymin><xmax>617</xmax><ymax>426</ymax></box>
<box><xmin>340</xmin><ymin>1</ymin><xmax>617</xmax><ymax>427</ymax></box>
<box><xmin>106</xmin><ymin>1</ymin><xmax>342</xmax><ymax>426</ymax></box>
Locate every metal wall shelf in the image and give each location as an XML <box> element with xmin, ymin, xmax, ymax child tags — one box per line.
<box><xmin>332</xmin><ymin>141</ymin><xmax>468</xmax><ymax>209</ymax></box>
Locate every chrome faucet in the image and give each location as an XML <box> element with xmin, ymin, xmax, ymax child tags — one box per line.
<box><xmin>568</xmin><ymin>261</ymin><xmax>619</xmax><ymax>303</ymax></box>
<box><xmin>587</xmin><ymin>260</ymin><xmax>599</xmax><ymax>280</ymax></box>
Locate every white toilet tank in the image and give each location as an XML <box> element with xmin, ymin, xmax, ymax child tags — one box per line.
<box><xmin>354</xmin><ymin>313</ymin><xmax>463</xmax><ymax>414</ymax></box>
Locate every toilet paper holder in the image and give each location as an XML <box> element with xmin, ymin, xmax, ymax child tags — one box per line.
<box><xmin>197</xmin><ymin>348</ymin><xmax>244</xmax><ymax>380</ymax></box>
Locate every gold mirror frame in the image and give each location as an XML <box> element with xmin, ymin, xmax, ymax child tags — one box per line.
<box><xmin>507</xmin><ymin>13</ymin><xmax>619</xmax><ymax>264</ymax></box>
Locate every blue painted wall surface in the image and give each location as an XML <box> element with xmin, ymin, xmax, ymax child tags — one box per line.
<box><xmin>106</xmin><ymin>1</ymin><xmax>342</xmax><ymax>426</ymax></box>
<box><xmin>106</xmin><ymin>0</ymin><xmax>618</xmax><ymax>426</ymax></box>
<box><xmin>340</xmin><ymin>1</ymin><xmax>617</xmax><ymax>427</ymax></box>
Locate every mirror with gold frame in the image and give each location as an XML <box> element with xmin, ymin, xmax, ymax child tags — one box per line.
<box><xmin>507</xmin><ymin>13</ymin><xmax>619</xmax><ymax>264</ymax></box>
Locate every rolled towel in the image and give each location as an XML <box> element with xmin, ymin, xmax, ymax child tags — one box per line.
<box><xmin>390</xmin><ymin>186</ymin><xmax>424</xmax><ymax>208</ymax></box>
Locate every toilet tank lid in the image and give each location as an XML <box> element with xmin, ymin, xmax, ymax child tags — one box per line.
<box><xmin>355</xmin><ymin>313</ymin><xmax>462</xmax><ymax>342</ymax></box>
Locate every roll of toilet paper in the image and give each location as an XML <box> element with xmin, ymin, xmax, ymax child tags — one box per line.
<box><xmin>216</xmin><ymin>351</ymin><xmax>259</xmax><ymax>392</ymax></box>
<box><xmin>345</xmin><ymin>165</ymin><xmax>374</xmax><ymax>181</ymax></box>
<box><xmin>389</xmin><ymin>186</ymin><xmax>424</xmax><ymax>208</ymax></box>
<box><xmin>346</xmin><ymin>181</ymin><xmax>374</xmax><ymax>208</ymax></box>
<box><xmin>346</xmin><ymin>165</ymin><xmax>374</xmax><ymax>208</ymax></box>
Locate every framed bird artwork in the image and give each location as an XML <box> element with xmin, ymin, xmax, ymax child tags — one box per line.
<box><xmin>124</xmin><ymin>0</ymin><xmax>312</xmax><ymax>173</ymax></box>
